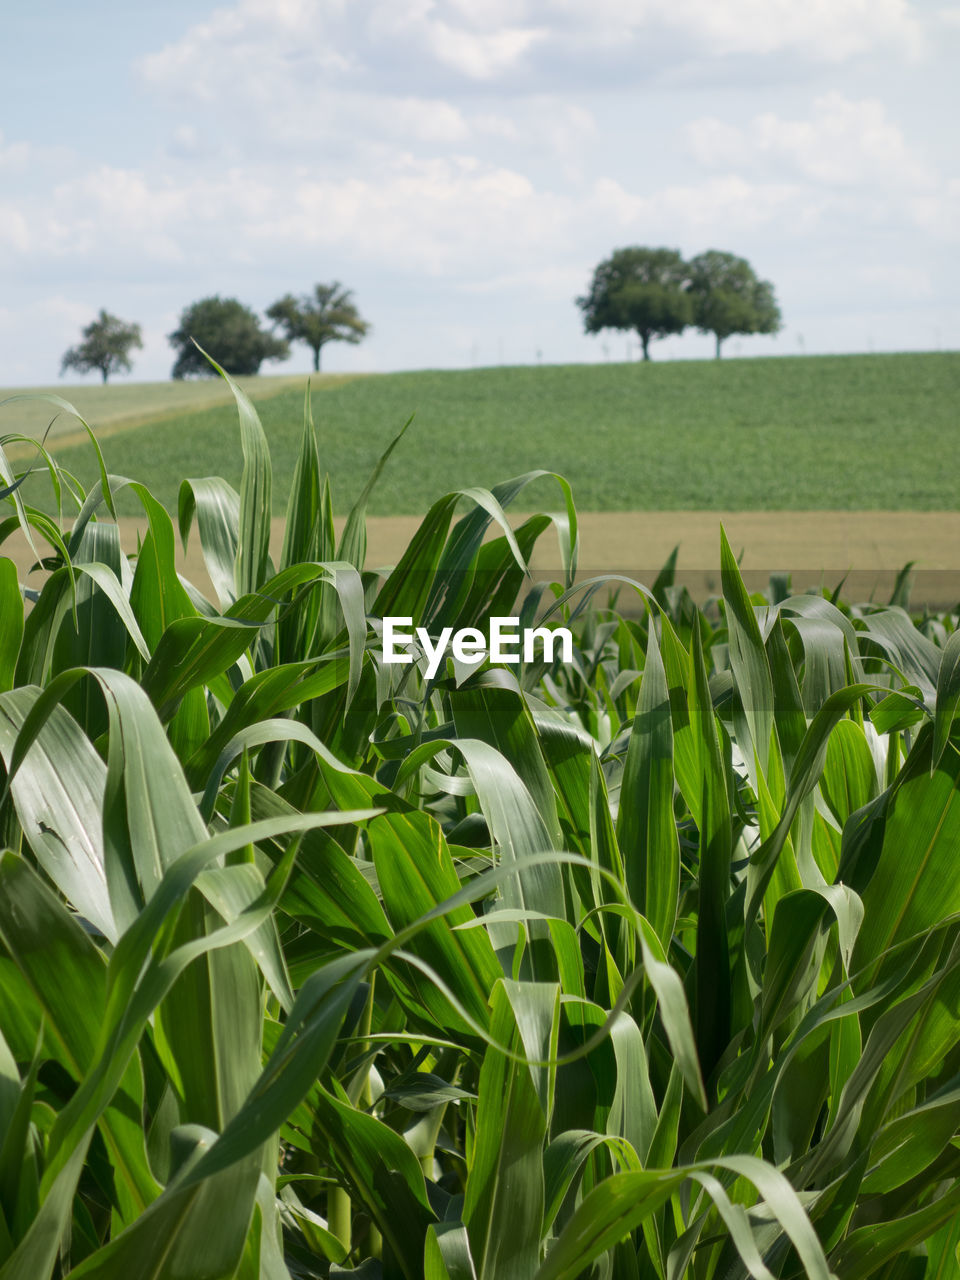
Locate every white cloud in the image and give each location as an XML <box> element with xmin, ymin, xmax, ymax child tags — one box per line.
<box><xmin>140</xmin><ymin>0</ymin><xmax>355</xmax><ymax>100</ymax></box>
<box><xmin>0</xmin><ymin>296</ymin><xmax>91</xmax><ymax>333</ymax></box>
<box><xmin>858</xmin><ymin>264</ymin><xmax>933</xmax><ymax>298</ymax></box>
<box><xmin>50</xmin><ymin>168</ymin><xmax>193</xmax><ymax>263</ymax></box>
<box><xmin>242</xmin><ymin>158</ymin><xmax>571</xmax><ymax>273</ymax></box>
<box><xmin>3</xmin><ymin>0</ymin><xmax>956</xmax><ymax>383</ymax></box>
<box><xmin>686</xmin><ymin>93</ymin><xmax>932</xmax><ymax>188</ymax></box>
<box><xmin>0</xmin><ymin>296</ymin><xmax>98</xmax><ymax>384</ymax></box>
<box><xmin>167</xmin><ymin>124</ymin><xmax>205</xmax><ymax>158</ymax></box>
<box><xmin>460</xmin><ymin>263</ymin><xmax>584</xmax><ymax>299</ymax></box>
<box><xmin>590</xmin><ymin>174</ymin><xmax>821</xmax><ymax>236</ymax></box>
<box><xmin>133</xmin><ymin>0</ymin><xmax>931</xmax><ymax>212</ymax></box>
<box><xmin>417</xmin><ymin>19</ymin><xmax>545</xmax><ymax>78</ymax></box>
<box><xmin>2</xmin><ymin>151</ymin><xmax>560</xmax><ymax>274</ymax></box>
<box><xmin>682</xmin><ymin>94</ymin><xmax>960</xmax><ymax>248</ymax></box>
<box><xmin>654</xmin><ymin>0</ymin><xmax>923</xmax><ymax>59</ymax></box>
<box><xmin>141</xmin><ymin>0</ymin><xmax>545</xmax><ymax>92</ymax></box>
<box><xmin>0</xmin><ymin>205</ymin><xmax>33</xmax><ymax>255</ymax></box>
<box><xmin>138</xmin><ymin>0</ymin><xmax>926</xmax><ymax>115</ymax></box>
<box><xmin>0</xmin><ymin>130</ymin><xmax>31</xmax><ymax>172</ymax></box>
<box><xmin>1</xmin><ymin>137</ymin><xmax>826</xmax><ymax>293</ymax></box>
<box><xmin>142</xmin><ymin>7</ymin><xmax>549</xmax><ymax>163</ymax></box>
<box><xmin>910</xmin><ymin>178</ymin><xmax>960</xmax><ymax>240</ymax></box>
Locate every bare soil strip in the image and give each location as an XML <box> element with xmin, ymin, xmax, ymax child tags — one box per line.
<box><xmin>7</xmin><ymin>511</ymin><xmax>960</xmax><ymax>608</ymax></box>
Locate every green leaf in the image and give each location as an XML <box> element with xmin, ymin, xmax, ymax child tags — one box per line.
<box><xmin>369</xmin><ymin>810</ymin><xmax>501</xmax><ymax>1033</ymax></box>
<box><xmin>690</xmin><ymin>623</ymin><xmax>732</xmax><ymax>1080</ymax></box>
<box><xmin>186</xmin><ymin>948</ymin><xmax>375</xmax><ymax>1185</ymax></box>
<box><xmin>635</xmin><ymin>918</ymin><xmax>707</xmax><ymax>1111</ymax></box>
<box><xmin>0</xmin><ymin>559</ymin><xmax>23</xmax><ymax>693</ymax></box>
<box><xmin>177</xmin><ymin>476</ymin><xmax>241</xmax><ymax>610</ymax></box>
<box><xmin>451</xmin><ymin>680</ymin><xmax>563</xmax><ymax>856</ymax></box>
<box><xmin>0</xmin><ymin>1132</ymin><xmax>91</xmax><ymax>1280</ymax></box>
<box><xmin>535</xmin><ymin>1155</ymin><xmax>831</xmax><ymax>1280</ymax></box>
<box><xmin>197</xmin><ymin>351</ymin><xmax>274</xmax><ymax>597</ymax></box>
<box><xmin>0</xmin><ymin>1030</ymin><xmax>41</xmax><ymax>1254</ymax></box>
<box><xmin>746</xmin><ymin>683</ymin><xmax>876</xmax><ymax>925</ymax></box>
<box><xmin>338</xmin><ymin>414</ymin><xmax>413</xmax><ymax>570</ymax></box>
<box><xmin>396</xmin><ymin>735</ymin><xmax>565</xmax><ymax>980</ymax></box>
<box><xmin>291</xmin><ymin>1082</ymin><xmax>435</xmax><ymax>1277</ymax></box>
<box><xmin>820</xmin><ymin>718</ymin><xmax>879</xmax><ymax>828</ymax></box>
<box><xmin>542</xmin><ymin>1131</ymin><xmax>639</xmax><ymax>1239</ymax></box>
<box><xmin>425</xmin><ymin>1223</ymin><xmax>478</xmax><ymax>1280</ymax></box>
<box><xmin>140</xmin><ymin>615</ymin><xmax>261</xmax><ymax>721</ymax></box>
<box><xmin>45</xmin><ymin>813</ymin><xmax>378</xmax><ymax>1199</ymax></box>
<box><xmin>65</xmin><ymin>1124</ymin><xmax>260</xmax><ymax>1280</ymax></box>
<box><xmin>247</xmin><ymin>780</ymin><xmax>393</xmax><ymax>950</ymax></box>
<box><xmin>3</xmin><ymin>391</ymin><xmax>116</xmax><ymax>519</ymax></box>
<box><xmin>0</xmin><ymin>853</ymin><xmax>159</xmax><ymax>1227</ymax></box>
<box><xmin>852</xmin><ymin>728</ymin><xmax>960</xmax><ymax>981</ymax></box>
<box><xmin>862</xmin><ymin>1073</ymin><xmax>960</xmax><ymax>1194</ymax></box>
<box><xmin>933</xmin><ymin>629</ymin><xmax>960</xmax><ymax>772</ymax></box>
<box><xmin>616</xmin><ymin>621</ymin><xmax>679</xmax><ymax>948</ymax></box>
<box><xmin>464</xmin><ymin>981</ymin><xmax>547</xmax><ymax>1280</ymax></box>
<box><xmin>828</xmin><ymin>1181</ymin><xmax>960</xmax><ymax>1279</ymax></box>
<box><xmin>607</xmin><ymin>1011</ymin><xmax>658</xmax><ymax>1162</ymax></box>
<box><xmin>280</xmin><ymin>385</ymin><xmax>322</xmax><ymax>572</ymax></box>
<box><xmin>0</xmin><ymin>687</ymin><xmax>115</xmax><ymax>942</ymax></box>
<box><xmin>721</xmin><ymin>524</ymin><xmax>775</xmax><ymax>777</ymax></box>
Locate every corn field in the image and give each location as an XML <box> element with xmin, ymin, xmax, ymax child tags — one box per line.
<box><xmin>2</xmin><ymin>367</ymin><xmax>960</xmax><ymax>1279</ymax></box>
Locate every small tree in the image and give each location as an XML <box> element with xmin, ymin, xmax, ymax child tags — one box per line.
<box><xmin>577</xmin><ymin>247</ymin><xmax>690</xmax><ymax>361</ymax></box>
<box><xmin>60</xmin><ymin>310</ymin><xmax>143</xmax><ymax>383</ymax></box>
<box><xmin>168</xmin><ymin>296</ymin><xmax>289</xmax><ymax>379</ymax></box>
<box><xmin>266</xmin><ymin>282</ymin><xmax>370</xmax><ymax>372</ymax></box>
<box><xmin>687</xmin><ymin>250</ymin><xmax>782</xmax><ymax>358</ymax></box>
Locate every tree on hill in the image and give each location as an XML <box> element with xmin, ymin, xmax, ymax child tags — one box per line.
<box><xmin>687</xmin><ymin>250</ymin><xmax>782</xmax><ymax>358</ymax></box>
<box><xmin>266</xmin><ymin>282</ymin><xmax>370</xmax><ymax>372</ymax></box>
<box><xmin>577</xmin><ymin>247</ymin><xmax>691</xmax><ymax>361</ymax></box>
<box><xmin>168</xmin><ymin>296</ymin><xmax>289</xmax><ymax>379</ymax></box>
<box><xmin>60</xmin><ymin>310</ymin><xmax>143</xmax><ymax>383</ymax></box>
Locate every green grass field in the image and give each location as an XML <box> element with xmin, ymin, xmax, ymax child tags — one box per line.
<box><xmin>7</xmin><ymin>351</ymin><xmax>959</xmax><ymax>515</ymax></box>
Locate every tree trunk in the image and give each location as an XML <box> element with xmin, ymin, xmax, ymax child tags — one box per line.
<box><xmin>715</xmin><ymin>334</ymin><xmax>723</xmax><ymax>359</ymax></box>
<box><xmin>312</xmin><ymin>347</ymin><xmax>321</xmax><ymax>373</ymax></box>
<box><xmin>101</xmin><ymin>366</ymin><xmax>109</xmax><ymax>383</ymax></box>
<box><xmin>640</xmin><ymin>333</ymin><xmax>650</xmax><ymax>362</ymax></box>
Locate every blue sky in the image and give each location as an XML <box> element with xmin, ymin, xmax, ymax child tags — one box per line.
<box><xmin>2</xmin><ymin>0</ymin><xmax>958</xmax><ymax>384</ymax></box>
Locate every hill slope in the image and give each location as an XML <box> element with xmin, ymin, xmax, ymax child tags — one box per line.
<box><xmin>10</xmin><ymin>353</ymin><xmax>960</xmax><ymax>514</ymax></box>
<box><xmin>0</xmin><ymin>372</ymin><xmax>355</xmax><ymax>446</ymax></box>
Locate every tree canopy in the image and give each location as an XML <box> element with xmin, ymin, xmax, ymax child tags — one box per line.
<box><xmin>60</xmin><ymin>310</ymin><xmax>142</xmax><ymax>383</ymax></box>
<box><xmin>577</xmin><ymin>247</ymin><xmax>691</xmax><ymax>361</ymax></box>
<box><xmin>266</xmin><ymin>282</ymin><xmax>370</xmax><ymax>372</ymax></box>
<box><xmin>168</xmin><ymin>296</ymin><xmax>289</xmax><ymax>379</ymax></box>
<box><xmin>687</xmin><ymin>250</ymin><xmax>782</xmax><ymax>357</ymax></box>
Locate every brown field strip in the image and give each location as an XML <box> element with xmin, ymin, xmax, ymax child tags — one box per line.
<box><xmin>6</xmin><ymin>510</ymin><xmax>960</xmax><ymax>610</ymax></box>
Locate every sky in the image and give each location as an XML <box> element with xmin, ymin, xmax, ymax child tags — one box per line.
<box><xmin>1</xmin><ymin>0</ymin><xmax>958</xmax><ymax>385</ymax></box>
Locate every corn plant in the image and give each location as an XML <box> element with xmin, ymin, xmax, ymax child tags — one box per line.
<box><xmin>1</xmin><ymin>367</ymin><xmax>960</xmax><ymax>1280</ymax></box>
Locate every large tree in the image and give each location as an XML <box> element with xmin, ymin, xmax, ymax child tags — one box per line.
<box><xmin>60</xmin><ymin>310</ymin><xmax>142</xmax><ymax>383</ymax></box>
<box><xmin>686</xmin><ymin>250</ymin><xmax>782</xmax><ymax>358</ymax></box>
<box><xmin>266</xmin><ymin>282</ymin><xmax>370</xmax><ymax>372</ymax></box>
<box><xmin>168</xmin><ymin>296</ymin><xmax>289</xmax><ymax>379</ymax></box>
<box><xmin>577</xmin><ymin>247</ymin><xmax>691</xmax><ymax>361</ymax></box>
